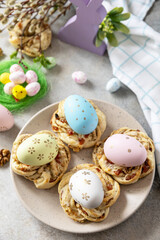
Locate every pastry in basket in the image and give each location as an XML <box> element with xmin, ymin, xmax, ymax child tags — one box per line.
<box><xmin>11</xmin><ymin>130</ymin><xmax>70</xmax><ymax>189</ymax></box>
<box><xmin>58</xmin><ymin>164</ymin><xmax>120</xmax><ymax>223</ymax></box>
<box><xmin>50</xmin><ymin>95</ymin><xmax>107</xmax><ymax>152</ymax></box>
<box><xmin>92</xmin><ymin>127</ymin><xmax>155</xmax><ymax>184</ymax></box>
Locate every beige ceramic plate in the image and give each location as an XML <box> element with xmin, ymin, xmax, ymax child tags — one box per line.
<box><xmin>10</xmin><ymin>100</ymin><xmax>155</xmax><ymax>233</ymax></box>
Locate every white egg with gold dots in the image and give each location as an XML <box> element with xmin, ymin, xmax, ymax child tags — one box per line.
<box><xmin>69</xmin><ymin>169</ymin><xmax>104</xmax><ymax>209</ymax></box>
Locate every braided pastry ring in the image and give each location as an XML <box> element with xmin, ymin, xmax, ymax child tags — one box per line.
<box><xmin>50</xmin><ymin>99</ymin><xmax>107</xmax><ymax>152</ymax></box>
<box><xmin>11</xmin><ymin>130</ymin><xmax>71</xmax><ymax>189</ymax></box>
<box><xmin>58</xmin><ymin>164</ymin><xmax>120</xmax><ymax>223</ymax></box>
<box><xmin>93</xmin><ymin>127</ymin><xmax>155</xmax><ymax>184</ymax></box>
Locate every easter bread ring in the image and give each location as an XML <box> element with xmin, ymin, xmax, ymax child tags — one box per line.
<box><xmin>50</xmin><ymin>99</ymin><xmax>107</xmax><ymax>152</ymax></box>
<box><xmin>110</xmin><ymin>127</ymin><xmax>155</xmax><ymax>179</ymax></box>
<box><xmin>11</xmin><ymin>130</ymin><xmax>71</xmax><ymax>189</ymax></box>
<box><xmin>92</xmin><ymin>127</ymin><xmax>155</xmax><ymax>185</ymax></box>
<box><xmin>9</xmin><ymin>20</ymin><xmax>52</xmax><ymax>57</ymax></box>
<box><xmin>58</xmin><ymin>164</ymin><xmax>120</xmax><ymax>223</ymax></box>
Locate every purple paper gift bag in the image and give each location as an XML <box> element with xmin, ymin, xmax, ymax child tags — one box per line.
<box><xmin>58</xmin><ymin>0</ymin><xmax>107</xmax><ymax>55</ymax></box>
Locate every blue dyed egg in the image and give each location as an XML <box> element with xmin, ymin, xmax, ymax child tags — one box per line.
<box><xmin>64</xmin><ymin>95</ymin><xmax>98</xmax><ymax>135</ymax></box>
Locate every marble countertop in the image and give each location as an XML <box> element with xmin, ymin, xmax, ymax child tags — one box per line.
<box><xmin>0</xmin><ymin>1</ymin><xmax>160</xmax><ymax>240</ymax></box>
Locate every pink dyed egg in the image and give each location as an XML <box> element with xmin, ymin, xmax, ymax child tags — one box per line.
<box><xmin>72</xmin><ymin>71</ymin><xmax>87</xmax><ymax>84</ymax></box>
<box><xmin>25</xmin><ymin>70</ymin><xmax>38</xmax><ymax>84</ymax></box>
<box><xmin>26</xmin><ymin>82</ymin><xmax>40</xmax><ymax>96</ymax></box>
<box><xmin>9</xmin><ymin>71</ymin><xmax>26</xmax><ymax>84</ymax></box>
<box><xmin>10</xmin><ymin>64</ymin><xmax>24</xmax><ymax>73</ymax></box>
<box><xmin>4</xmin><ymin>82</ymin><xmax>15</xmax><ymax>95</ymax></box>
<box><xmin>0</xmin><ymin>105</ymin><xmax>14</xmax><ymax>132</ymax></box>
<box><xmin>104</xmin><ymin>134</ymin><xmax>147</xmax><ymax>167</ymax></box>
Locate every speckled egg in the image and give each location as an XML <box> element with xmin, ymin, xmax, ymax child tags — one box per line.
<box><xmin>72</xmin><ymin>71</ymin><xmax>87</xmax><ymax>84</ymax></box>
<box><xmin>25</xmin><ymin>70</ymin><xmax>38</xmax><ymax>84</ymax></box>
<box><xmin>4</xmin><ymin>82</ymin><xmax>15</xmax><ymax>95</ymax></box>
<box><xmin>26</xmin><ymin>82</ymin><xmax>40</xmax><ymax>96</ymax></box>
<box><xmin>0</xmin><ymin>104</ymin><xmax>14</xmax><ymax>132</ymax></box>
<box><xmin>10</xmin><ymin>64</ymin><xmax>24</xmax><ymax>74</ymax></box>
<box><xmin>104</xmin><ymin>134</ymin><xmax>147</xmax><ymax>167</ymax></box>
<box><xmin>64</xmin><ymin>95</ymin><xmax>98</xmax><ymax>135</ymax></box>
<box><xmin>106</xmin><ymin>78</ymin><xmax>121</xmax><ymax>93</ymax></box>
<box><xmin>9</xmin><ymin>71</ymin><xmax>26</xmax><ymax>84</ymax></box>
<box><xmin>69</xmin><ymin>169</ymin><xmax>104</xmax><ymax>209</ymax></box>
<box><xmin>17</xmin><ymin>133</ymin><xmax>59</xmax><ymax>166</ymax></box>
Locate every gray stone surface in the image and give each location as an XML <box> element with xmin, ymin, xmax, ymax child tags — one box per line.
<box><xmin>0</xmin><ymin>1</ymin><xmax>160</xmax><ymax>239</ymax></box>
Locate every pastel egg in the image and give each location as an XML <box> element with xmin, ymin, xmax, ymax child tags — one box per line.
<box><xmin>104</xmin><ymin>134</ymin><xmax>147</xmax><ymax>167</ymax></box>
<box><xmin>72</xmin><ymin>71</ymin><xmax>87</xmax><ymax>84</ymax></box>
<box><xmin>17</xmin><ymin>133</ymin><xmax>59</xmax><ymax>166</ymax></box>
<box><xmin>0</xmin><ymin>73</ymin><xmax>11</xmax><ymax>84</ymax></box>
<box><xmin>4</xmin><ymin>82</ymin><xmax>15</xmax><ymax>95</ymax></box>
<box><xmin>10</xmin><ymin>64</ymin><xmax>24</xmax><ymax>74</ymax></box>
<box><xmin>69</xmin><ymin>169</ymin><xmax>104</xmax><ymax>209</ymax></box>
<box><xmin>106</xmin><ymin>78</ymin><xmax>121</xmax><ymax>93</ymax></box>
<box><xmin>9</xmin><ymin>71</ymin><xmax>26</xmax><ymax>84</ymax></box>
<box><xmin>12</xmin><ymin>85</ymin><xmax>27</xmax><ymax>100</ymax></box>
<box><xmin>26</xmin><ymin>82</ymin><xmax>40</xmax><ymax>96</ymax></box>
<box><xmin>64</xmin><ymin>95</ymin><xmax>98</xmax><ymax>135</ymax></box>
<box><xmin>0</xmin><ymin>104</ymin><xmax>14</xmax><ymax>132</ymax></box>
<box><xmin>25</xmin><ymin>70</ymin><xmax>38</xmax><ymax>84</ymax></box>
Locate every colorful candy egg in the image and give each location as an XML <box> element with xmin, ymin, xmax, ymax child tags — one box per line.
<box><xmin>10</xmin><ymin>64</ymin><xmax>24</xmax><ymax>74</ymax></box>
<box><xmin>17</xmin><ymin>133</ymin><xmax>59</xmax><ymax>166</ymax></box>
<box><xmin>69</xmin><ymin>169</ymin><xmax>104</xmax><ymax>209</ymax></box>
<box><xmin>64</xmin><ymin>95</ymin><xmax>98</xmax><ymax>135</ymax></box>
<box><xmin>9</xmin><ymin>71</ymin><xmax>26</xmax><ymax>84</ymax></box>
<box><xmin>0</xmin><ymin>104</ymin><xmax>14</xmax><ymax>132</ymax></box>
<box><xmin>4</xmin><ymin>82</ymin><xmax>15</xmax><ymax>95</ymax></box>
<box><xmin>12</xmin><ymin>85</ymin><xmax>27</xmax><ymax>100</ymax></box>
<box><xmin>106</xmin><ymin>78</ymin><xmax>121</xmax><ymax>93</ymax></box>
<box><xmin>26</xmin><ymin>82</ymin><xmax>40</xmax><ymax>96</ymax></box>
<box><xmin>72</xmin><ymin>71</ymin><xmax>87</xmax><ymax>84</ymax></box>
<box><xmin>104</xmin><ymin>134</ymin><xmax>147</xmax><ymax>167</ymax></box>
<box><xmin>25</xmin><ymin>70</ymin><xmax>38</xmax><ymax>84</ymax></box>
<box><xmin>0</xmin><ymin>73</ymin><xmax>11</xmax><ymax>84</ymax></box>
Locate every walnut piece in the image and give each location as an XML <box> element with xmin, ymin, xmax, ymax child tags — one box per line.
<box><xmin>0</xmin><ymin>149</ymin><xmax>11</xmax><ymax>166</ymax></box>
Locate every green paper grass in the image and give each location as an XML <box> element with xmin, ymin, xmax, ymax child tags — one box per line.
<box><xmin>0</xmin><ymin>60</ymin><xmax>48</xmax><ymax>112</ymax></box>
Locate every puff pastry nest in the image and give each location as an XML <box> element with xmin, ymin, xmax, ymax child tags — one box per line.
<box><xmin>93</xmin><ymin>127</ymin><xmax>155</xmax><ymax>185</ymax></box>
<box><xmin>9</xmin><ymin>19</ymin><xmax>52</xmax><ymax>57</ymax></box>
<box><xmin>58</xmin><ymin>164</ymin><xmax>120</xmax><ymax>223</ymax></box>
<box><xmin>11</xmin><ymin>130</ymin><xmax>70</xmax><ymax>189</ymax></box>
<box><xmin>50</xmin><ymin>99</ymin><xmax>107</xmax><ymax>152</ymax></box>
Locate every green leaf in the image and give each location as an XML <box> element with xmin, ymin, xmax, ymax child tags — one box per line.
<box><xmin>10</xmin><ymin>51</ymin><xmax>18</xmax><ymax>59</ymax></box>
<box><xmin>33</xmin><ymin>54</ymin><xmax>56</xmax><ymax>69</ymax></box>
<box><xmin>98</xmin><ymin>29</ymin><xmax>106</xmax><ymax>41</ymax></box>
<box><xmin>45</xmin><ymin>57</ymin><xmax>56</xmax><ymax>69</ymax></box>
<box><xmin>108</xmin><ymin>7</ymin><xmax>124</xmax><ymax>16</ymax></box>
<box><xmin>33</xmin><ymin>55</ymin><xmax>42</xmax><ymax>63</ymax></box>
<box><xmin>95</xmin><ymin>37</ymin><xmax>103</xmax><ymax>47</ymax></box>
<box><xmin>111</xmin><ymin>13</ymin><xmax>131</xmax><ymax>22</ymax></box>
<box><xmin>106</xmin><ymin>33</ymin><xmax>118</xmax><ymax>47</ymax></box>
<box><xmin>96</xmin><ymin>6</ymin><xmax>131</xmax><ymax>48</ymax></box>
<box><xmin>33</xmin><ymin>57</ymin><xmax>40</xmax><ymax>63</ymax></box>
<box><xmin>112</xmin><ymin>22</ymin><xmax>130</xmax><ymax>34</ymax></box>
